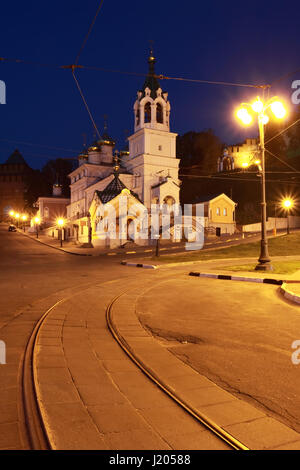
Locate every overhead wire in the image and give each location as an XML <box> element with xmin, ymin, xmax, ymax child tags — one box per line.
<box><xmin>74</xmin><ymin>0</ymin><xmax>105</xmax><ymax>65</ymax></box>
<box><xmin>71</xmin><ymin>68</ymin><xmax>101</xmax><ymax>139</ymax></box>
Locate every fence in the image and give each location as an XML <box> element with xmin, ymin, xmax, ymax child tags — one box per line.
<box><xmin>242</xmin><ymin>216</ymin><xmax>300</xmax><ymax>232</ymax></box>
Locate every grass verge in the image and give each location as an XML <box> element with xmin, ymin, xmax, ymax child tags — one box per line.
<box><xmin>153</xmin><ymin>232</ymin><xmax>300</xmax><ymax>264</ymax></box>
<box><xmin>221</xmin><ymin>261</ymin><xmax>300</xmax><ymax>275</ymax></box>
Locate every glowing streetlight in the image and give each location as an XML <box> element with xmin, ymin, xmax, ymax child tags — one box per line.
<box><xmin>56</xmin><ymin>218</ymin><xmax>65</xmax><ymax>247</ymax></box>
<box><xmin>235</xmin><ymin>95</ymin><xmax>287</xmax><ymax>270</ymax></box>
<box><xmin>282</xmin><ymin>198</ymin><xmax>294</xmax><ymax>234</ymax></box>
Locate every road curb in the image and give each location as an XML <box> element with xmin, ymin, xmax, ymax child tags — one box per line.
<box><xmin>16</xmin><ymin>229</ymin><xmax>92</xmax><ymax>256</ymax></box>
<box><xmin>280</xmin><ymin>283</ymin><xmax>300</xmax><ymax>304</ymax></box>
<box><xmin>189</xmin><ymin>272</ymin><xmax>284</xmax><ymax>285</ymax></box>
<box><xmin>121</xmin><ymin>261</ymin><xmax>158</xmax><ymax>269</ymax></box>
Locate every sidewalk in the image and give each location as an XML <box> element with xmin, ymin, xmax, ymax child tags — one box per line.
<box><xmin>34</xmin><ymin>273</ymin><xmax>300</xmax><ymax>450</ymax></box>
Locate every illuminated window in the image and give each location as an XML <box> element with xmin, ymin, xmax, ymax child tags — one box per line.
<box><xmin>216</xmin><ymin>207</ymin><xmax>220</xmax><ymax>215</ymax></box>
<box><xmin>223</xmin><ymin>208</ymin><xmax>227</xmax><ymax>216</ymax></box>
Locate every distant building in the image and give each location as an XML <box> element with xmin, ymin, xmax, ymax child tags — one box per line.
<box><xmin>0</xmin><ymin>150</ymin><xmax>32</xmax><ymax>220</ymax></box>
<box><xmin>192</xmin><ymin>193</ymin><xmax>236</xmax><ymax>235</ymax></box>
<box><xmin>35</xmin><ymin>182</ymin><xmax>69</xmax><ymax>234</ymax></box>
<box><xmin>218</xmin><ymin>138</ymin><xmax>258</xmax><ymax>171</ymax></box>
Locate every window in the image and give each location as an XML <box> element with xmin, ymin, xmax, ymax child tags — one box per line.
<box><xmin>144</xmin><ymin>102</ymin><xmax>151</xmax><ymax>123</ymax></box>
<box><xmin>136</xmin><ymin>108</ymin><xmax>140</xmax><ymax>125</ymax></box>
<box><xmin>223</xmin><ymin>208</ymin><xmax>227</xmax><ymax>216</ymax></box>
<box><xmin>156</xmin><ymin>103</ymin><xmax>163</xmax><ymax>123</ymax></box>
<box><xmin>44</xmin><ymin>207</ymin><xmax>49</xmax><ymax>219</ymax></box>
<box><xmin>216</xmin><ymin>207</ymin><xmax>220</xmax><ymax>215</ymax></box>
<box><xmin>158</xmin><ymin>145</ymin><xmax>162</xmax><ymax>151</ymax></box>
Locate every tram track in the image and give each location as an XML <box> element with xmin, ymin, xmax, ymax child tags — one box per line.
<box><xmin>20</xmin><ymin>274</ymin><xmax>250</xmax><ymax>450</ymax></box>
<box><xmin>106</xmin><ymin>288</ymin><xmax>249</xmax><ymax>451</ymax></box>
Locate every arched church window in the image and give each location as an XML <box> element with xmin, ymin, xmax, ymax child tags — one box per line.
<box><xmin>223</xmin><ymin>157</ymin><xmax>233</xmax><ymax>171</ymax></box>
<box><xmin>136</xmin><ymin>107</ymin><xmax>140</xmax><ymax>125</ymax></box>
<box><xmin>163</xmin><ymin>195</ymin><xmax>175</xmax><ymax>206</ymax></box>
<box><xmin>156</xmin><ymin>103</ymin><xmax>163</xmax><ymax>123</ymax></box>
<box><xmin>144</xmin><ymin>102</ymin><xmax>151</xmax><ymax>123</ymax></box>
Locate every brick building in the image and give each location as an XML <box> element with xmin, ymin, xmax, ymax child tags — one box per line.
<box><xmin>0</xmin><ymin>150</ymin><xmax>32</xmax><ymax>220</ymax></box>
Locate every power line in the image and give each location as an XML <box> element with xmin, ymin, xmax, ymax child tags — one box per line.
<box><xmin>179</xmin><ymin>173</ymin><xmax>300</xmax><ymax>185</ymax></box>
<box><xmin>0</xmin><ymin>56</ymin><xmax>266</xmax><ymax>89</ymax></box>
<box><xmin>0</xmin><ymin>138</ymin><xmax>78</xmax><ymax>153</ymax></box>
<box><xmin>72</xmin><ymin>69</ymin><xmax>101</xmax><ymax>139</ymax></box>
<box><xmin>265</xmin><ymin>116</ymin><xmax>300</xmax><ymax>144</ymax></box>
<box><xmin>265</xmin><ymin>148</ymin><xmax>300</xmax><ymax>173</ymax></box>
<box><xmin>74</xmin><ymin>0</ymin><xmax>105</xmax><ymax>65</ymax></box>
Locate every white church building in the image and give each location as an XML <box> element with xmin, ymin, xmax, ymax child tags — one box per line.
<box><xmin>66</xmin><ymin>51</ymin><xmax>181</xmax><ymax>247</ymax></box>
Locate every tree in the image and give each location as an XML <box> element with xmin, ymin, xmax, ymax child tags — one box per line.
<box><xmin>41</xmin><ymin>158</ymin><xmax>76</xmax><ymax>198</ymax></box>
<box><xmin>177</xmin><ymin>130</ymin><xmax>223</xmax><ymax>204</ymax></box>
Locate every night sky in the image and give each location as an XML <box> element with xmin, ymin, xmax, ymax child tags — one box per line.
<box><xmin>1</xmin><ymin>0</ymin><xmax>300</xmax><ymax>169</ymax></box>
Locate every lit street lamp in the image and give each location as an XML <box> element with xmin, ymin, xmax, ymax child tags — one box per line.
<box><xmin>57</xmin><ymin>218</ymin><xmax>65</xmax><ymax>247</ymax></box>
<box><xmin>9</xmin><ymin>210</ymin><xmax>14</xmax><ymax>223</ymax></box>
<box><xmin>282</xmin><ymin>198</ymin><xmax>294</xmax><ymax>234</ymax></box>
<box><xmin>15</xmin><ymin>213</ymin><xmax>20</xmax><ymax>228</ymax></box>
<box><xmin>236</xmin><ymin>96</ymin><xmax>287</xmax><ymax>271</ymax></box>
<box><xmin>34</xmin><ymin>217</ymin><xmax>40</xmax><ymax>238</ymax></box>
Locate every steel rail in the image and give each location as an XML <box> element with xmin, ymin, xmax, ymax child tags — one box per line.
<box><xmin>21</xmin><ymin>300</ymin><xmax>65</xmax><ymax>449</ymax></box>
<box><xmin>106</xmin><ymin>291</ymin><xmax>250</xmax><ymax>451</ymax></box>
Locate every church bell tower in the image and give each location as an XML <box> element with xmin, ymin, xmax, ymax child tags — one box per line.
<box><xmin>124</xmin><ymin>50</ymin><xmax>180</xmax><ymax>209</ymax></box>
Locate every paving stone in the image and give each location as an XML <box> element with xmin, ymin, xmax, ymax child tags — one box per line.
<box><xmin>165</xmin><ymin>429</ymin><xmax>231</xmax><ymax>450</ymax></box>
<box><xmin>105</xmin><ymin>429</ymin><xmax>171</xmax><ymax>450</ymax></box>
<box><xmin>118</xmin><ymin>385</ymin><xmax>173</xmax><ymax>410</ymax></box>
<box><xmin>200</xmin><ymin>399</ymin><xmax>266</xmax><ymax>427</ymax></box>
<box><xmin>37</xmin><ymin>367</ymin><xmax>73</xmax><ymax>384</ymax></box>
<box><xmin>0</xmin><ymin>387</ymin><xmax>18</xmax><ymax>404</ymax></box>
<box><xmin>183</xmin><ymin>386</ymin><xmax>235</xmax><ymax>408</ymax></box>
<box><xmin>102</xmin><ymin>359</ymin><xmax>137</xmax><ymax>373</ymax></box>
<box><xmin>0</xmin><ymin>402</ymin><xmax>18</xmax><ymax>424</ymax></box>
<box><xmin>37</xmin><ymin>354</ymin><xmax>67</xmax><ymax>368</ymax></box>
<box><xmin>68</xmin><ymin>365</ymin><xmax>109</xmax><ymax>385</ymax></box>
<box><xmin>88</xmin><ymin>403</ymin><xmax>148</xmax><ymax>433</ymax></box>
<box><xmin>273</xmin><ymin>439</ymin><xmax>300</xmax><ymax>450</ymax></box>
<box><xmin>0</xmin><ymin>422</ymin><xmax>21</xmax><ymax>449</ymax></box>
<box><xmin>140</xmin><ymin>405</ymin><xmax>206</xmax><ymax>437</ymax></box>
<box><xmin>75</xmin><ymin>382</ymin><xmax>128</xmax><ymax>406</ymax></box>
<box><xmin>43</xmin><ymin>402</ymin><xmax>108</xmax><ymax>450</ymax></box>
<box><xmin>226</xmin><ymin>416</ymin><xmax>300</xmax><ymax>450</ymax></box>
<box><xmin>166</xmin><ymin>373</ymin><xmax>213</xmax><ymax>391</ymax></box>
<box><xmin>37</xmin><ymin>336</ymin><xmax>62</xmax><ymax>346</ymax></box>
<box><xmin>38</xmin><ymin>380</ymin><xmax>80</xmax><ymax>404</ymax></box>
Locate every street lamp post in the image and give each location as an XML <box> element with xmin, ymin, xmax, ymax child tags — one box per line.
<box><xmin>57</xmin><ymin>218</ymin><xmax>64</xmax><ymax>247</ymax></box>
<box><xmin>15</xmin><ymin>213</ymin><xmax>20</xmax><ymax>228</ymax></box>
<box><xmin>236</xmin><ymin>96</ymin><xmax>287</xmax><ymax>271</ymax></box>
<box><xmin>282</xmin><ymin>199</ymin><xmax>293</xmax><ymax>234</ymax></box>
<box><xmin>22</xmin><ymin>215</ymin><xmax>27</xmax><ymax>232</ymax></box>
<box><xmin>34</xmin><ymin>217</ymin><xmax>40</xmax><ymax>238</ymax></box>
<box><xmin>9</xmin><ymin>210</ymin><xmax>14</xmax><ymax>224</ymax></box>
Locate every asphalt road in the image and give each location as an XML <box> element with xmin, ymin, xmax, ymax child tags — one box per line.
<box><xmin>2</xmin><ymin>221</ymin><xmax>300</xmax><ymax>448</ymax></box>
<box><xmin>0</xmin><ymin>223</ymin><xmax>137</xmax><ymax>328</ymax></box>
<box><xmin>136</xmin><ymin>275</ymin><xmax>300</xmax><ymax>434</ymax></box>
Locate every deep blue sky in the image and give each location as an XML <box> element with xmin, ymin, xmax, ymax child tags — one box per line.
<box><xmin>0</xmin><ymin>0</ymin><xmax>300</xmax><ymax>169</ymax></box>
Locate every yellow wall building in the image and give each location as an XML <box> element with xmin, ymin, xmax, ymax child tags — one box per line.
<box><xmin>195</xmin><ymin>193</ymin><xmax>236</xmax><ymax>235</ymax></box>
